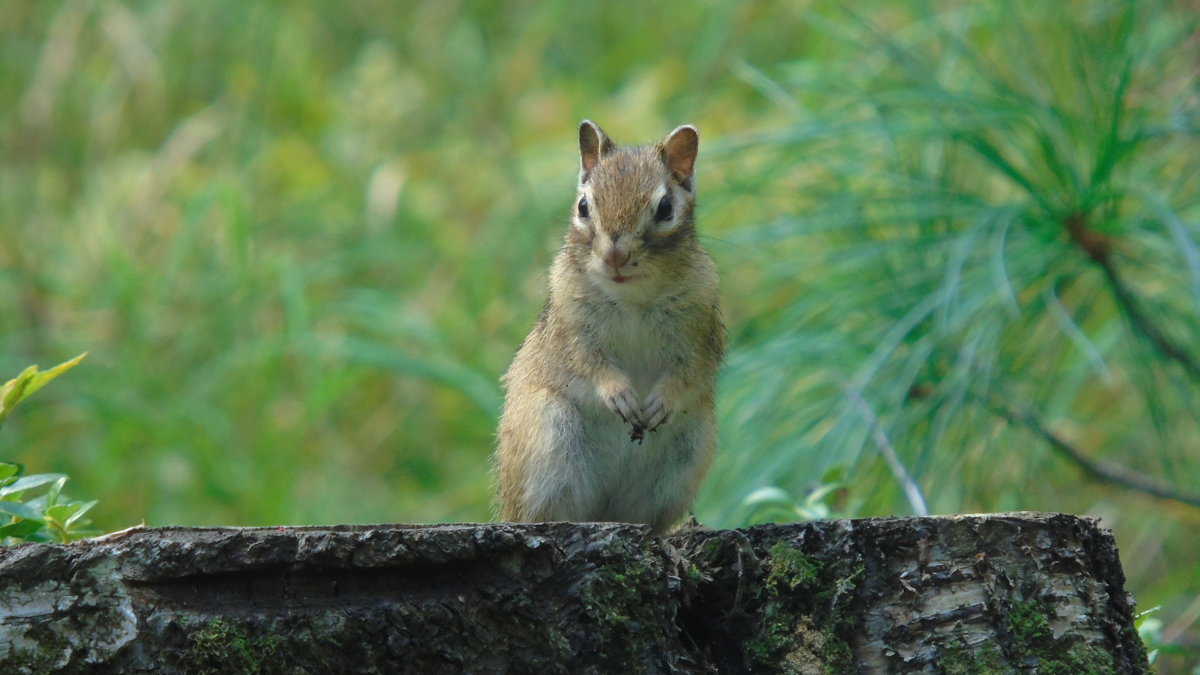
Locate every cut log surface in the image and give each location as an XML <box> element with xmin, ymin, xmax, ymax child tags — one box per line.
<box><xmin>0</xmin><ymin>512</ymin><xmax>1147</xmax><ymax>673</ymax></box>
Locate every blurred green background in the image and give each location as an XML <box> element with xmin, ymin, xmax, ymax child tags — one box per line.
<box><xmin>2</xmin><ymin>0</ymin><xmax>1198</xmax><ymax>665</ymax></box>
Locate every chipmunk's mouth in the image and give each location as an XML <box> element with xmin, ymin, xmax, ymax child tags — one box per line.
<box><xmin>611</xmin><ymin>274</ymin><xmax>631</xmax><ymax>283</ymax></box>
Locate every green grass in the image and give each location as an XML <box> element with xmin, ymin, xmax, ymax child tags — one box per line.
<box><xmin>2</xmin><ymin>1</ymin><xmax>1198</xmax><ymax>666</ymax></box>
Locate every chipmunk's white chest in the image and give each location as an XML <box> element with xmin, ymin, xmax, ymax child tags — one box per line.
<box><xmin>594</xmin><ymin>301</ymin><xmax>673</xmax><ymax>395</ymax></box>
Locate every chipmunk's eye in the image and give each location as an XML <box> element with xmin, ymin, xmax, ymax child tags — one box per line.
<box><xmin>654</xmin><ymin>195</ymin><xmax>673</xmax><ymax>222</ymax></box>
<box><xmin>577</xmin><ymin>197</ymin><xmax>590</xmax><ymax>219</ymax></box>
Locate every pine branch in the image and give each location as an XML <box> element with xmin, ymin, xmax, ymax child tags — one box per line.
<box><xmin>993</xmin><ymin>401</ymin><xmax>1200</xmax><ymax>510</ymax></box>
<box><xmin>1097</xmin><ymin>255</ymin><xmax>1200</xmax><ymax>382</ymax></box>
<box><xmin>1065</xmin><ymin>211</ymin><xmax>1200</xmax><ymax>382</ymax></box>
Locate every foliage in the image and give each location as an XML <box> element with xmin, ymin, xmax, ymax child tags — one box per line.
<box><xmin>0</xmin><ymin>462</ymin><xmax>99</xmax><ymax>544</ymax></box>
<box><xmin>709</xmin><ymin>1</ymin><xmax>1200</xmax><ymax>517</ymax></box>
<box><xmin>1</xmin><ymin>352</ymin><xmax>97</xmax><ymax>544</ymax></box>
<box><xmin>737</xmin><ymin>472</ymin><xmax>848</xmax><ymax>526</ymax></box>
<box><xmin>0</xmin><ymin>353</ymin><xmax>86</xmax><ymax>431</ymax></box>
<box><xmin>0</xmin><ymin>0</ymin><xmax>1196</xmax><ymax>664</ymax></box>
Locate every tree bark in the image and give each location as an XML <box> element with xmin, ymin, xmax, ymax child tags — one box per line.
<box><xmin>0</xmin><ymin>512</ymin><xmax>1147</xmax><ymax>673</ymax></box>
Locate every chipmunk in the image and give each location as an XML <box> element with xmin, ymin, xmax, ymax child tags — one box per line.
<box><xmin>494</xmin><ymin>120</ymin><xmax>725</xmax><ymax>535</ymax></box>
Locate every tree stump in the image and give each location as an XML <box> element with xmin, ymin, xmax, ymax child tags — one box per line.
<box><xmin>0</xmin><ymin>512</ymin><xmax>1147</xmax><ymax>673</ymax></box>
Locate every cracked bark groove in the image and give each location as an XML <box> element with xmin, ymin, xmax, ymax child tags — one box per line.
<box><xmin>0</xmin><ymin>513</ymin><xmax>1147</xmax><ymax>673</ymax></box>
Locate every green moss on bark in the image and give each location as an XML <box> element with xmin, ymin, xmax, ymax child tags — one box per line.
<box><xmin>576</xmin><ymin>549</ymin><xmax>675</xmax><ymax>670</ymax></box>
<box><xmin>937</xmin><ymin>641</ymin><xmax>1009</xmax><ymax>674</ymax></box>
<box><xmin>182</xmin><ymin>618</ymin><xmax>284</xmax><ymax>675</ymax></box>
<box><xmin>1003</xmin><ymin>595</ymin><xmax>1119</xmax><ymax>674</ymax></box>
<box><xmin>742</xmin><ymin>541</ymin><xmax>857</xmax><ymax>674</ymax></box>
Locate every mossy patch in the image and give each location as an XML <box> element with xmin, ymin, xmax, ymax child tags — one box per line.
<box><xmin>181</xmin><ymin>617</ymin><xmax>284</xmax><ymax>675</ymax></box>
<box><xmin>743</xmin><ymin>542</ymin><xmax>857</xmax><ymax>674</ymax></box>
<box><xmin>1007</xmin><ymin>596</ymin><xmax>1054</xmax><ymax>656</ymax></box>
<box><xmin>577</xmin><ymin>551</ymin><xmax>674</xmax><ymax>670</ymax></box>
<box><xmin>766</xmin><ymin>541</ymin><xmax>822</xmax><ymax>593</ymax></box>
<box><xmin>937</xmin><ymin>640</ymin><xmax>1007</xmax><ymax>674</ymax></box>
<box><xmin>1003</xmin><ymin>594</ymin><xmax>1119</xmax><ymax>674</ymax></box>
<box><xmin>1037</xmin><ymin>645</ymin><xmax>1116</xmax><ymax>675</ymax></box>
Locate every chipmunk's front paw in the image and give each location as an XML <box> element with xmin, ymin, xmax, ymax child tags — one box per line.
<box><xmin>598</xmin><ymin>377</ymin><xmax>642</xmax><ymax>427</ymax></box>
<box><xmin>641</xmin><ymin>389</ymin><xmax>674</xmax><ymax>431</ymax></box>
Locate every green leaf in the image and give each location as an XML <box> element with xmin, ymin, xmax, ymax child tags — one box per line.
<box><xmin>0</xmin><ymin>500</ymin><xmax>43</xmax><ymax>521</ymax></box>
<box><xmin>803</xmin><ymin>482</ymin><xmax>847</xmax><ymax>508</ymax></box>
<box><xmin>0</xmin><ymin>463</ymin><xmax>20</xmax><ymax>482</ymax></box>
<box><xmin>0</xmin><ymin>367</ymin><xmax>35</xmax><ymax>427</ymax></box>
<box><xmin>45</xmin><ymin>476</ymin><xmax>68</xmax><ymax>507</ymax></box>
<box><xmin>14</xmin><ymin>353</ymin><xmax>87</xmax><ymax>402</ymax></box>
<box><xmin>741</xmin><ymin>486</ymin><xmax>794</xmax><ymax>508</ymax></box>
<box><xmin>0</xmin><ymin>473</ymin><xmax>68</xmax><ymax>498</ymax></box>
<box><xmin>0</xmin><ymin>520</ymin><xmax>45</xmax><ymax>540</ymax></box>
<box><xmin>0</xmin><ymin>353</ymin><xmax>88</xmax><ymax>429</ymax></box>
<box><xmin>64</xmin><ymin>500</ymin><xmax>98</xmax><ymax>528</ymax></box>
<box><xmin>45</xmin><ymin>502</ymin><xmax>78</xmax><ymax>523</ymax></box>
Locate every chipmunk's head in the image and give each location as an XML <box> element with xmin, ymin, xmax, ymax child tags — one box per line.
<box><xmin>566</xmin><ymin>120</ymin><xmax>700</xmax><ymax>299</ymax></box>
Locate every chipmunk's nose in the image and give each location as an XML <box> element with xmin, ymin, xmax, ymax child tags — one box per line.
<box><xmin>602</xmin><ymin>245</ymin><xmax>631</xmax><ymax>270</ymax></box>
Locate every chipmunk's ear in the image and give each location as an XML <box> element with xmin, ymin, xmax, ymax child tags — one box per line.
<box><xmin>661</xmin><ymin>125</ymin><xmax>699</xmax><ymax>191</ymax></box>
<box><xmin>579</xmin><ymin>120</ymin><xmax>616</xmax><ymax>181</ymax></box>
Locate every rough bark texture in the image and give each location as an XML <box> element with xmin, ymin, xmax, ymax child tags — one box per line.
<box><xmin>0</xmin><ymin>513</ymin><xmax>1147</xmax><ymax>673</ymax></box>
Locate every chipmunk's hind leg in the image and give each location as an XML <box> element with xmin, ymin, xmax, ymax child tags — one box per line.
<box><xmin>498</xmin><ymin>389</ymin><xmax>599</xmax><ymax>524</ymax></box>
<box><xmin>646</xmin><ymin>416</ymin><xmax>716</xmax><ymax>535</ymax></box>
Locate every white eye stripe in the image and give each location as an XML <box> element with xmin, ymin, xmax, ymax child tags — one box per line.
<box><xmin>653</xmin><ymin>216</ymin><xmax>679</xmax><ymax>234</ymax></box>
